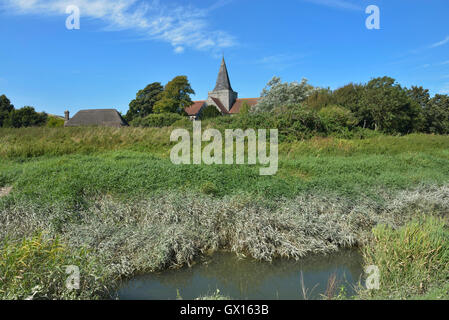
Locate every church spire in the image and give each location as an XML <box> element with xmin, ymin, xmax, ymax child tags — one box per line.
<box><xmin>213</xmin><ymin>57</ymin><xmax>233</xmax><ymax>92</ymax></box>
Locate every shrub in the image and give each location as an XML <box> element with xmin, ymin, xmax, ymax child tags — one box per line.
<box><xmin>130</xmin><ymin>113</ymin><xmax>184</xmax><ymax>128</ymax></box>
<box><xmin>269</xmin><ymin>106</ymin><xmax>324</xmax><ymax>140</ymax></box>
<box><xmin>171</xmin><ymin>117</ymin><xmax>193</xmax><ymax>128</ymax></box>
<box><xmin>46</xmin><ymin>116</ymin><xmax>65</xmax><ymax>128</ymax></box>
<box><xmin>200</xmin><ymin>105</ymin><xmax>222</xmax><ymax>120</ymax></box>
<box><xmin>6</xmin><ymin>106</ymin><xmax>47</xmax><ymax>128</ymax></box>
<box><xmin>318</xmin><ymin>105</ymin><xmax>358</xmax><ymax>133</ymax></box>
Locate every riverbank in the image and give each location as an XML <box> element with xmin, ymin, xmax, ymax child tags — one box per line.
<box><xmin>1</xmin><ymin>128</ymin><xmax>449</xmax><ymax>299</ymax></box>
<box><xmin>2</xmin><ymin>186</ymin><xmax>448</xmax><ymax>299</ymax></box>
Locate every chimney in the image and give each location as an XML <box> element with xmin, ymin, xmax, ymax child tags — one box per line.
<box><xmin>64</xmin><ymin>110</ymin><xmax>70</xmax><ymax>121</ymax></box>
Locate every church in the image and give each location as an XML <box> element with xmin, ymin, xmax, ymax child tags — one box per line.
<box><xmin>185</xmin><ymin>58</ymin><xmax>259</xmax><ymax>120</ymax></box>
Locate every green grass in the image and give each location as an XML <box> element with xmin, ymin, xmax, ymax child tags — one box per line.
<box><xmin>1</xmin><ymin>150</ymin><xmax>448</xmax><ymax>207</ymax></box>
<box><xmin>359</xmin><ymin>216</ymin><xmax>449</xmax><ymax>300</ymax></box>
<box><xmin>1</xmin><ymin>127</ymin><xmax>449</xmax><ymax>159</ymax></box>
<box><xmin>0</xmin><ymin>233</ymin><xmax>111</xmax><ymax>300</ymax></box>
<box><xmin>1</xmin><ymin>129</ymin><xmax>448</xmax><ymax>206</ymax></box>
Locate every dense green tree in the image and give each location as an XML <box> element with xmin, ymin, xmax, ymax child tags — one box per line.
<box><xmin>359</xmin><ymin>77</ymin><xmax>421</xmax><ymax>133</ymax></box>
<box><xmin>332</xmin><ymin>83</ymin><xmax>366</xmax><ymax>126</ymax></box>
<box><xmin>7</xmin><ymin>106</ymin><xmax>48</xmax><ymax>128</ymax></box>
<box><xmin>407</xmin><ymin>86</ymin><xmax>430</xmax><ymax>109</ymax></box>
<box><xmin>424</xmin><ymin>94</ymin><xmax>449</xmax><ymax>134</ymax></box>
<box><xmin>332</xmin><ymin>83</ymin><xmax>364</xmax><ymax>112</ymax></box>
<box><xmin>200</xmin><ymin>105</ymin><xmax>222</xmax><ymax>120</ymax></box>
<box><xmin>125</xmin><ymin>82</ymin><xmax>164</xmax><ymax>121</ymax></box>
<box><xmin>152</xmin><ymin>98</ymin><xmax>179</xmax><ymax>114</ymax></box>
<box><xmin>305</xmin><ymin>88</ymin><xmax>333</xmax><ymax>110</ymax></box>
<box><xmin>153</xmin><ymin>76</ymin><xmax>195</xmax><ymax>114</ymax></box>
<box><xmin>0</xmin><ymin>94</ymin><xmax>14</xmax><ymax>127</ymax></box>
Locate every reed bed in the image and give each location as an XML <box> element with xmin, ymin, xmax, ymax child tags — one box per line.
<box><xmin>1</xmin><ymin>185</ymin><xmax>448</xmax><ymax>299</ymax></box>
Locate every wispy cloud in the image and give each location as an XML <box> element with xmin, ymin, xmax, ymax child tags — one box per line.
<box><xmin>208</xmin><ymin>0</ymin><xmax>235</xmax><ymax>12</ymax></box>
<box><xmin>255</xmin><ymin>53</ymin><xmax>306</xmax><ymax>70</ymax></box>
<box><xmin>430</xmin><ymin>36</ymin><xmax>449</xmax><ymax>48</ymax></box>
<box><xmin>441</xmin><ymin>60</ymin><xmax>449</xmax><ymax>65</ymax></box>
<box><xmin>0</xmin><ymin>0</ymin><xmax>236</xmax><ymax>54</ymax></box>
<box><xmin>301</xmin><ymin>0</ymin><xmax>363</xmax><ymax>11</ymax></box>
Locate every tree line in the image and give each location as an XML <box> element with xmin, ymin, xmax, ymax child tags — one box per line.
<box><xmin>0</xmin><ymin>95</ymin><xmax>48</xmax><ymax>128</ymax></box>
<box><xmin>1</xmin><ymin>74</ymin><xmax>448</xmax><ymax>135</ymax></box>
<box><xmin>254</xmin><ymin>76</ymin><xmax>449</xmax><ymax>135</ymax></box>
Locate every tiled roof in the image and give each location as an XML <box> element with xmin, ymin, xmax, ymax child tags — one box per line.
<box><xmin>185</xmin><ymin>101</ymin><xmax>206</xmax><ymax>116</ymax></box>
<box><xmin>210</xmin><ymin>97</ymin><xmax>230</xmax><ymax>114</ymax></box>
<box><xmin>229</xmin><ymin>98</ymin><xmax>259</xmax><ymax>114</ymax></box>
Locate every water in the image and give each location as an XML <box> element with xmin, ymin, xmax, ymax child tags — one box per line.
<box><xmin>117</xmin><ymin>249</ymin><xmax>364</xmax><ymax>300</ymax></box>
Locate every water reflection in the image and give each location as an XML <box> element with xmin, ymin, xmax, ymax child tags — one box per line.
<box><xmin>118</xmin><ymin>249</ymin><xmax>364</xmax><ymax>300</ymax></box>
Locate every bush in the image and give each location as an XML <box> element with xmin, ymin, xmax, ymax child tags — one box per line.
<box><xmin>6</xmin><ymin>107</ymin><xmax>47</xmax><ymax>128</ymax></box>
<box><xmin>203</xmin><ymin>105</ymin><xmax>365</xmax><ymax>141</ymax></box>
<box><xmin>46</xmin><ymin>116</ymin><xmax>65</xmax><ymax>128</ymax></box>
<box><xmin>130</xmin><ymin>113</ymin><xmax>184</xmax><ymax>128</ymax></box>
<box><xmin>199</xmin><ymin>105</ymin><xmax>221</xmax><ymax>120</ymax></box>
<box><xmin>318</xmin><ymin>105</ymin><xmax>358</xmax><ymax>133</ymax></box>
<box><xmin>171</xmin><ymin>117</ymin><xmax>193</xmax><ymax>128</ymax></box>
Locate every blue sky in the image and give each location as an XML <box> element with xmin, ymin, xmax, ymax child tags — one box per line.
<box><xmin>0</xmin><ymin>0</ymin><xmax>448</xmax><ymax>116</ymax></box>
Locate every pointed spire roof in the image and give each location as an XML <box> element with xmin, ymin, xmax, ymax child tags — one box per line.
<box><xmin>213</xmin><ymin>57</ymin><xmax>233</xmax><ymax>92</ymax></box>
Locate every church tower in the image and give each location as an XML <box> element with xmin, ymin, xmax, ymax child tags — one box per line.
<box><xmin>207</xmin><ymin>57</ymin><xmax>238</xmax><ymax>112</ymax></box>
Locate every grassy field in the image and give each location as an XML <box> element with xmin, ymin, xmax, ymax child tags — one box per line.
<box><xmin>1</xmin><ymin>127</ymin><xmax>449</xmax><ymax>299</ymax></box>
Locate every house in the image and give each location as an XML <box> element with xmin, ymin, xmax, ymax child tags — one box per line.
<box><xmin>64</xmin><ymin>109</ymin><xmax>128</xmax><ymax>127</ymax></box>
<box><xmin>185</xmin><ymin>58</ymin><xmax>259</xmax><ymax>120</ymax></box>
